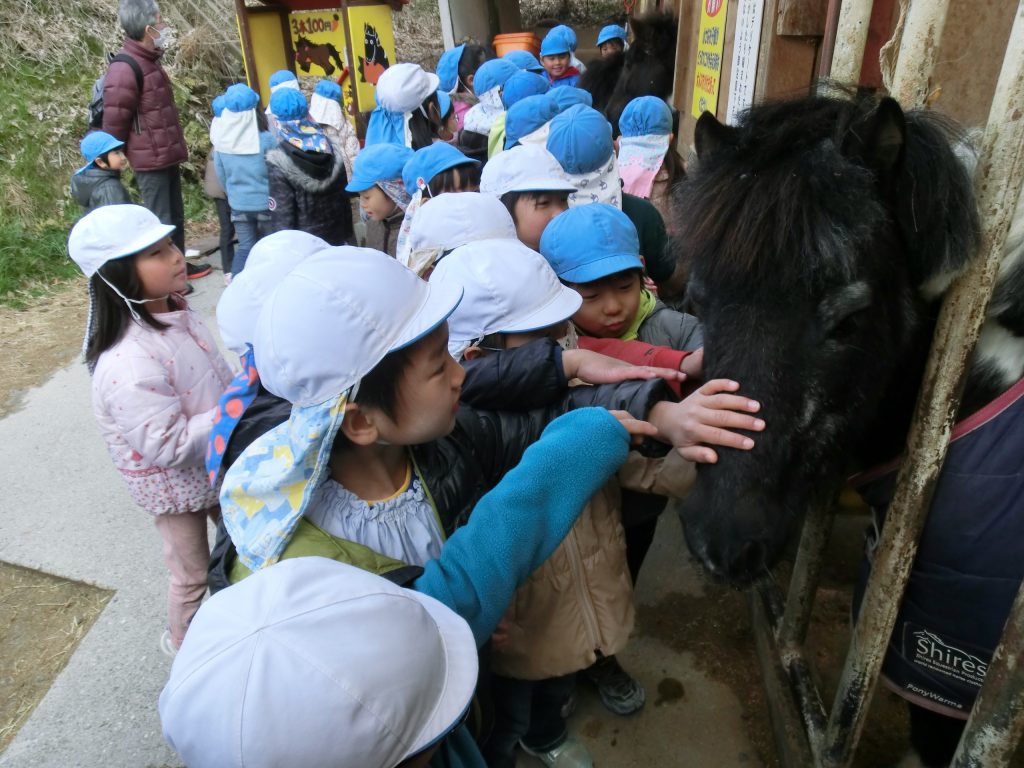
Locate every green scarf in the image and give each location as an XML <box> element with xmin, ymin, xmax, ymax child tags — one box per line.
<box><xmin>620</xmin><ymin>288</ymin><xmax>657</xmax><ymax>341</ymax></box>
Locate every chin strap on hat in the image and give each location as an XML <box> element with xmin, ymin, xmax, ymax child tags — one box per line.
<box><xmin>95</xmin><ymin>270</ymin><xmax>170</xmax><ymax>323</ymax></box>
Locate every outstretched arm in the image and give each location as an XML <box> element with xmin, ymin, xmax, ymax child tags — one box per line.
<box><xmin>415</xmin><ymin>407</ymin><xmax>633</xmax><ymax>645</ymax></box>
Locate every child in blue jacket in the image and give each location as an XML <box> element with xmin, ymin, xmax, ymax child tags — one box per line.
<box><xmin>212</xmin><ymin>84</ymin><xmax>275</xmax><ymax>275</ymax></box>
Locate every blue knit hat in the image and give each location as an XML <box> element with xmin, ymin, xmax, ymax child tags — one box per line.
<box><xmin>597</xmin><ymin>24</ymin><xmax>627</xmax><ymax>46</ymax></box>
<box><xmin>76</xmin><ymin>131</ymin><xmax>125</xmax><ymax>174</ymax></box>
<box><xmin>269</xmin><ymin>70</ymin><xmax>298</xmax><ymax>88</ymax></box>
<box><xmin>314</xmin><ymin>79</ymin><xmax>342</xmax><ymax>100</ymax></box>
<box><xmin>501</xmin><ymin>71</ymin><xmax>550</xmax><ymax>110</ymax></box>
<box><xmin>346</xmin><ymin>143</ymin><xmax>415</xmax><ymax>192</ymax></box>
<box><xmin>223</xmin><ymin>83</ymin><xmax>260</xmax><ymax>112</ymax></box>
<box><xmin>548</xmin><ymin>86</ymin><xmax>592</xmax><ymax>112</ymax></box>
<box><xmin>472</xmin><ymin>58</ymin><xmax>519</xmax><ymax>97</ymax></box>
<box><xmin>503</xmin><ymin>49</ymin><xmax>545</xmax><ymax>73</ymax></box>
<box><xmin>504</xmin><ymin>93</ymin><xmax>558</xmax><ymax>149</ymax></box>
<box><xmin>212</xmin><ymin>95</ymin><xmax>226</xmax><ymax>118</ymax></box>
<box><xmin>539</xmin><ymin>204</ymin><xmax>642</xmax><ymax>283</ymax></box>
<box><xmin>546</xmin><ymin>104</ymin><xmax>613</xmax><ymax>174</ymax></box>
<box><xmin>540</xmin><ymin>28</ymin><xmax>572</xmax><ymax>57</ymax></box>
<box><xmin>270</xmin><ymin>88</ymin><xmax>308</xmax><ymax>121</ymax></box>
<box><xmin>619</xmin><ymin>96</ymin><xmax>673</xmax><ymax>137</ymax></box>
<box><xmin>436</xmin><ymin>44</ymin><xmax>466</xmax><ymax>93</ymax></box>
<box><xmin>402</xmin><ymin>143</ymin><xmax>478</xmax><ymax>195</ymax></box>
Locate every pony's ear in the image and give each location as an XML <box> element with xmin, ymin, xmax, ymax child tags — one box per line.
<box><xmin>695</xmin><ymin>112</ymin><xmax>738</xmax><ymax>160</ymax></box>
<box><xmin>843</xmin><ymin>97</ymin><xmax>906</xmax><ymax>179</ymax></box>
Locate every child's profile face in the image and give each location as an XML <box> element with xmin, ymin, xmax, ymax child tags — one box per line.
<box><xmin>369</xmin><ymin>323</ymin><xmax>465</xmax><ymax>445</ymax></box>
<box><xmin>513</xmin><ymin>192</ymin><xmax>569</xmax><ymax>251</ymax></box>
<box><xmin>599</xmin><ymin>40</ymin><xmax>624</xmax><ymax>58</ymax></box>
<box><xmin>359</xmin><ymin>185</ymin><xmax>399</xmax><ymax>221</ymax></box>
<box><xmin>97</xmin><ymin>149</ymin><xmax>128</xmax><ymax>172</ymax></box>
<box><xmin>134</xmin><ymin>237</ymin><xmax>187</xmax><ymax>300</ymax></box>
<box><xmin>541</xmin><ymin>53</ymin><xmax>571</xmax><ymax>78</ymax></box>
<box><xmin>567</xmin><ymin>270</ymin><xmax>643</xmax><ymax>338</ymax></box>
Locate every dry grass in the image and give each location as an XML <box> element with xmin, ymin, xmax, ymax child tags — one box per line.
<box><xmin>0</xmin><ymin>562</ymin><xmax>112</xmax><ymax>752</ymax></box>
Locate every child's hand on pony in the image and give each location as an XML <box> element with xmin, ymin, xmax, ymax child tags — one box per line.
<box><xmin>647</xmin><ymin>380</ymin><xmax>764</xmax><ymax>463</ymax></box>
<box><xmin>563</xmin><ymin>349</ymin><xmax>687</xmax><ymax>387</ymax></box>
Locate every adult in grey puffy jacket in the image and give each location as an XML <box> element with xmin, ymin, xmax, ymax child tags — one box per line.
<box><xmin>102</xmin><ymin>0</ymin><xmax>188</xmax><ymax>251</ymax></box>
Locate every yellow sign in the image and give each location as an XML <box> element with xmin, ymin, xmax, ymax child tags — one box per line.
<box><xmin>239</xmin><ymin>12</ymin><xmax>293</xmax><ymax>108</ymax></box>
<box><xmin>691</xmin><ymin>0</ymin><xmax>730</xmax><ymax>119</ymax></box>
<box><xmin>289</xmin><ymin>11</ymin><xmax>349</xmax><ymax>79</ymax></box>
<box><xmin>346</xmin><ymin>4</ymin><xmax>396</xmax><ymax>111</ymax></box>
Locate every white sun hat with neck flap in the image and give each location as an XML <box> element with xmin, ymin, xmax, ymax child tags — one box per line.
<box><xmin>159</xmin><ymin>557</ymin><xmax>478</xmax><ymax>768</ymax></box>
<box><xmin>429</xmin><ymin>238</ymin><xmax>582</xmax><ymax>359</ymax></box>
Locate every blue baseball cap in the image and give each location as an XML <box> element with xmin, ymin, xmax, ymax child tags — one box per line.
<box><xmin>546</xmin><ymin>104</ymin><xmax>613</xmax><ymax>174</ymax></box>
<box><xmin>436</xmin><ymin>44</ymin><xmax>466</xmax><ymax>92</ymax></box>
<box><xmin>501</xmin><ymin>71</ymin><xmax>550</xmax><ymax>110</ymax></box>
<box><xmin>223</xmin><ymin>83</ymin><xmax>260</xmax><ymax>112</ymax></box>
<box><xmin>619</xmin><ymin>96</ymin><xmax>673</xmax><ymax>137</ymax></box>
<box><xmin>402</xmin><ymin>142</ymin><xmax>478</xmax><ymax>194</ymax></box>
<box><xmin>540</xmin><ymin>28</ymin><xmax>572</xmax><ymax>57</ymax></box>
<box><xmin>314</xmin><ymin>79</ymin><xmax>342</xmax><ymax>100</ymax></box>
<box><xmin>270</xmin><ymin>88</ymin><xmax>308</xmax><ymax>121</ymax></box>
<box><xmin>77</xmin><ymin>131</ymin><xmax>125</xmax><ymax>174</ymax></box>
<box><xmin>597</xmin><ymin>24</ymin><xmax>627</xmax><ymax>46</ymax></box>
<box><xmin>346</xmin><ymin>143</ymin><xmax>414</xmax><ymax>192</ymax></box>
<box><xmin>503</xmin><ymin>49</ymin><xmax>545</xmax><ymax>73</ymax></box>
<box><xmin>504</xmin><ymin>93</ymin><xmax>558</xmax><ymax>149</ymax></box>
<box><xmin>472</xmin><ymin>58</ymin><xmax>519</xmax><ymax>97</ymax></box>
<box><xmin>212</xmin><ymin>95</ymin><xmax>226</xmax><ymax>117</ymax></box>
<box><xmin>550</xmin><ymin>25</ymin><xmax>577</xmax><ymax>51</ymax></box>
<box><xmin>269</xmin><ymin>70</ymin><xmax>298</xmax><ymax>88</ymax></box>
<box><xmin>437</xmin><ymin>89</ymin><xmax>453</xmax><ymax>118</ymax></box>
<box><xmin>549</xmin><ymin>86</ymin><xmax>592</xmax><ymax>112</ymax></box>
<box><xmin>539</xmin><ymin>204</ymin><xmax>643</xmax><ymax>283</ymax></box>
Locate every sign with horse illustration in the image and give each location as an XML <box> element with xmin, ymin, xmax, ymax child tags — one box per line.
<box><xmin>288</xmin><ymin>10</ymin><xmax>349</xmax><ymax>78</ymax></box>
<box><xmin>345</xmin><ymin>3</ymin><xmax>396</xmax><ymax>109</ymax></box>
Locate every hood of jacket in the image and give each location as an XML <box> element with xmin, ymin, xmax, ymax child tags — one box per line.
<box><xmin>70</xmin><ymin>167</ymin><xmax>122</xmax><ymax>206</ymax></box>
<box><xmin>265</xmin><ymin>133</ymin><xmax>345</xmax><ymax>193</ymax></box>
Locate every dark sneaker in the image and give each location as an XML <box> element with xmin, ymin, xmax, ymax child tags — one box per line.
<box><xmin>582</xmin><ymin>655</ymin><xmax>646</xmax><ymax>715</ymax></box>
<box><xmin>186</xmin><ymin>262</ymin><xmax>212</xmax><ymax>279</ymax></box>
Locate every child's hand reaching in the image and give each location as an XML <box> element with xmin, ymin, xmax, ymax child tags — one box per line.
<box><xmin>647</xmin><ymin>380</ymin><xmax>764</xmax><ymax>463</ymax></box>
<box><xmin>679</xmin><ymin>347</ymin><xmax>704</xmax><ymax>380</ymax></box>
<box><xmin>608</xmin><ymin>409</ymin><xmax>660</xmax><ymax>446</ymax></box>
<box><xmin>562</xmin><ymin>349</ymin><xmax>686</xmax><ymax>387</ymax></box>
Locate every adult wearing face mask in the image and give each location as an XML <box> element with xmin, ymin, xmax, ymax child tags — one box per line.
<box><xmin>103</xmin><ymin>0</ymin><xmax>209</xmax><ymax>278</ymax></box>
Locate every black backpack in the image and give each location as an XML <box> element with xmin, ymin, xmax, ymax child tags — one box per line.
<box><xmin>88</xmin><ymin>53</ymin><xmax>143</xmax><ymax>129</ymax></box>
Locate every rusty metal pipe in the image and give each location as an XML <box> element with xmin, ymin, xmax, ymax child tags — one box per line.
<box><xmin>821</xmin><ymin>2</ymin><xmax>1024</xmax><ymax>765</ymax></box>
<box><xmin>887</xmin><ymin>0</ymin><xmax>953</xmax><ymax>106</ymax></box>
<box><xmin>778</xmin><ymin>501</ymin><xmax>835</xmax><ymax>648</ymax></box>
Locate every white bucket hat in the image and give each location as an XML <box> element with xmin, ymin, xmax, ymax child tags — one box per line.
<box><xmin>429</xmin><ymin>238</ymin><xmax>582</xmax><ymax>358</ymax></box>
<box><xmin>375</xmin><ymin>62</ymin><xmax>441</xmax><ymax>116</ymax></box>
<box><xmin>216</xmin><ymin>230</ymin><xmax>331</xmax><ymax>355</ymax></box>
<box><xmin>254</xmin><ymin>246</ymin><xmax>463</xmax><ymax>407</ymax></box>
<box><xmin>405</xmin><ymin>192</ymin><xmax>518</xmax><ymax>276</ymax></box>
<box><xmin>479</xmin><ymin>144</ymin><xmax>578</xmax><ymax>198</ymax></box>
<box><xmin>68</xmin><ymin>204</ymin><xmax>175</xmax><ymax>278</ymax></box>
<box><xmin>159</xmin><ymin>557</ymin><xmax>478</xmax><ymax>768</ymax></box>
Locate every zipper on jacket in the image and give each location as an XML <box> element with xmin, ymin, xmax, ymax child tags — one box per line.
<box><xmin>564</xmin><ymin>526</ymin><xmax>602</xmax><ymax>650</ymax></box>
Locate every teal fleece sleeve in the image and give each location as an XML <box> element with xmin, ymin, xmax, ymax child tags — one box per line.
<box><xmin>415</xmin><ymin>407</ymin><xmax>629</xmax><ymax>646</ymax></box>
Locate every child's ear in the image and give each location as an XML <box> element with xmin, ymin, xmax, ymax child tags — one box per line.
<box><xmin>462</xmin><ymin>346</ymin><xmax>486</xmax><ymax>360</ymax></box>
<box><xmin>613</xmin><ymin>137</ymin><xmax>620</xmax><ymax>153</ymax></box>
<box><xmin>339</xmin><ymin>402</ymin><xmax>381</xmax><ymax>446</ymax></box>
<box><xmin>94</xmin><ymin>155</ymin><xmax>110</xmax><ymax>170</ymax></box>
<box><xmin>466</xmin><ymin>73</ymin><xmax>475</xmax><ymax>91</ymax></box>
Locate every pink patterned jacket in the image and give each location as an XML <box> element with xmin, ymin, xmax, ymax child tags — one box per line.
<box><xmin>91</xmin><ymin>303</ymin><xmax>234</xmax><ymax>515</ymax></box>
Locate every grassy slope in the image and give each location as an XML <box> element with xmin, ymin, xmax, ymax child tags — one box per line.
<box><xmin>0</xmin><ymin>0</ymin><xmax>235</xmax><ymax>305</ymax></box>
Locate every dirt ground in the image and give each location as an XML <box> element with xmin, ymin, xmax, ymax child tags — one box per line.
<box><xmin>0</xmin><ymin>563</ymin><xmax>112</xmax><ymax>752</ymax></box>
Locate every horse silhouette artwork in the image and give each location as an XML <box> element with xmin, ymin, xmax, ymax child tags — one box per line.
<box><xmin>673</xmin><ymin>90</ymin><xmax>1024</xmax><ymax>765</ymax></box>
<box><xmin>295</xmin><ymin>35</ymin><xmax>346</xmax><ymax>77</ymax></box>
<box><xmin>357</xmin><ymin>23</ymin><xmax>390</xmax><ymax>86</ymax></box>
<box><xmin>579</xmin><ymin>13</ymin><xmax>678</xmax><ymax>135</ymax></box>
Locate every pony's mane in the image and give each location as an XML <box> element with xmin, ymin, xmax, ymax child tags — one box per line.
<box><xmin>675</xmin><ymin>93</ymin><xmax>980</xmax><ymax>295</ymax></box>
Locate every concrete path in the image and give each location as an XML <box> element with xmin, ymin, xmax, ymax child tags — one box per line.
<box><xmin>0</xmin><ymin>270</ymin><xmax>762</xmax><ymax>767</ymax></box>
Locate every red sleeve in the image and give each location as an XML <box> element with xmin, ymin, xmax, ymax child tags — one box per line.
<box><xmin>577</xmin><ymin>337</ymin><xmax>689</xmax><ymax>398</ymax></box>
<box><xmin>102</xmin><ymin>61</ymin><xmax>140</xmax><ymax>142</ymax></box>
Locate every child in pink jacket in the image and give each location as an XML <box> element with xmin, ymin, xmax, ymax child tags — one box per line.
<box><xmin>69</xmin><ymin>205</ymin><xmax>233</xmax><ymax>655</ymax></box>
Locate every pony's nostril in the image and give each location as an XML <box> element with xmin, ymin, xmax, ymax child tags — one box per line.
<box><xmin>732</xmin><ymin>540</ymin><xmax>767</xmax><ymax>579</ymax></box>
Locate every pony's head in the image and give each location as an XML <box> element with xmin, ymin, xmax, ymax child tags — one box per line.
<box><xmin>675</xmin><ymin>92</ymin><xmax>979</xmax><ymax>584</ymax></box>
